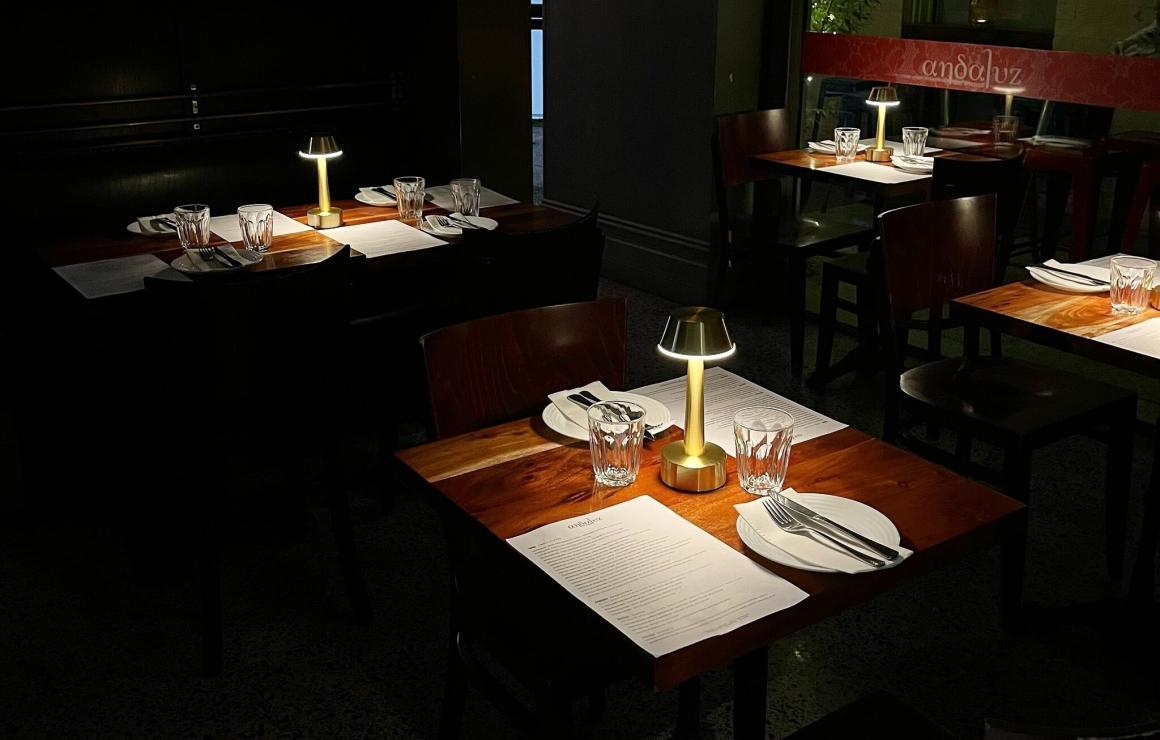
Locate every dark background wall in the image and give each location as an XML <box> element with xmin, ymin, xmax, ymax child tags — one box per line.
<box><xmin>2</xmin><ymin>7</ymin><xmax>463</xmax><ymax>239</ymax></box>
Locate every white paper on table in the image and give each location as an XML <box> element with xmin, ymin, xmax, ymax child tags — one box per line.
<box><xmin>425</xmin><ymin>185</ymin><xmax>518</xmax><ymax>211</ymax></box>
<box><xmin>824</xmin><ymin>161</ymin><xmax>931</xmax><ymax>184</ymax></box>
<box><xmin>1095</xmin><ymin>318</ymin><xmax>1160</xmax><ymax>360</ymax></box>
<box><xmin>53</xmin><ymin>254</ymin><xmax>169</xmax><ymax>299</ymax></box>
<box><xmin>630</xmin><ymin>367</ymin><xmax>846</xmax><ymax>453</ymax></box>
<box><xmin>507</xmin><ymin>496</ymin><xmax>808</xmax><ymax>657</ymax></box>
<box><xmin>321</xmin><ymin>219</ymin><xmax>446</xmax><ymax>258</ymax></box>
<box><xmin>859</xmin><ymin>137</ymin><xmax>942</xmax><ymax>154</ymax></box>
<box><xmin>209</xmin><ymin>211</ymin><xmax>313</xmax><ymax>244</ymax></box>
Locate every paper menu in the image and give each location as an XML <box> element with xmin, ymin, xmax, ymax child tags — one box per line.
<box><xmin>824</xmin><ymin>161</ymin><xmax>930</xmax><ymax>184</ymax></box>
<box><xmin>1094</xmin><ymin>318</ymin><xmax>1160</xmax><ymax>360</ymax></box>
<box><xmin>630</xmin><ymin>367</ymin><xmax>846</xmax><ymax>453</ymax></box>
<box><xmin>53</xmin><ymin>254</ymin><xmax>169</xmax><ymax>299</ymax></box>
<box><xmin>318</xmin><ymin>219</ymin><xmax>446</xmax><ymax>258</ymax></box>
<box><xmin>508</xmin><ymin>496</ymin><xmax>808</xmax><ymax>657</ymax></box>
<box><xmin>209</xmin><ymin>211</ymin><xmax>313</xmax><ymax>244</ymax></box>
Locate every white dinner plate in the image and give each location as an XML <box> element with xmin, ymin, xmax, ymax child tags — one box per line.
<box><xmin>541</xmin><ymin>391</ymin><xmax>672</xmax><ymax>441</ymax></box>
<box><xmin>171</xmin><ymin>247</ymin><xmax>264</xmax><ymax>276</ymax></box>
<box><xmin>127</xmin><ymin>218</ymin><xmax>177</xmax><ymax>238</ymax></box>
<box><xmin>355</xmin><ymin>189</ymin><xmax>396</xmax><ymax>207</ymax></box>
<box><xmin>736</xmin><ymin>493</ymin><xmax>901</xmax><ymax>574</ymax></box>
<box><xmin>1026</xmin><ymin>265</ymin><xmax>1108</xmax><ymax>294</ymax></box>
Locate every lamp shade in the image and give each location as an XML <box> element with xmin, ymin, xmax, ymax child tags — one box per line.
<box><xmin>657</xmin><ymin>307</ymin><xmax>735</xmax><ymax>361</ymax></box>
<box><xmin>299</xmin><ymin>135</ymin><xmax>342</xmax><ymax>159</ymax></box>
<box><xmin>866</xmin><ymin>86</ymin><xmax>900</xmax><ymax>107</ymax></box>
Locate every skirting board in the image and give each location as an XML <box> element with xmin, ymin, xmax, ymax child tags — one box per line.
<box><xmin>542</xmin><ymin>199</ymin><xmax>711</xmax><ymax>304</ymax></box>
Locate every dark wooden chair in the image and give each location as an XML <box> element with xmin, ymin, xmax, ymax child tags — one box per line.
<box><xmin>711</xmin><ymin>108</ymin><xmax>873</xmax><ymax>377</ymax></box>
<box><xmin>814</xmin><ymin>148</ymin><xmax>1027</xmax><ymax>387</ymax></box>
<box><xmin>1120</xmin><ymin>159</ymin><xmax>1160</xmax><ymax>258</ymax></box>
<box><xmin>984</xmin><ymin>717</ymin><xmax>1160</xmax><ymax>739</ymax></box>
<box><xmin>143</xmin><ymin>246</ymin><xmax>371</xmax><ymax>675</ymax></box>
<box><xmin>878</xmin><ymin>195</ymin><xmax>1136</xmax><ymax>584</ymax></box>
<box><xmin>459</xmin><ymin>204</ymin><xmax>604</xmax><ymax>320</ymax></box>
<box><xmin>420</xmin><ymin>299</ymin><xmax>628</xmax><ymax>737</ymax></box>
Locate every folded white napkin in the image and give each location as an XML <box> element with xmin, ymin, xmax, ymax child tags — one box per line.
<box><xmin>547</xmin><ymin>380</ymin><xmax>614</xmax><ymax>431</ymax></box>
<box><xmin>424</xmin><ymin>215</ymin><xmax>464</xmax><ymax>236</ymax></box>
<box><xmin>1035</xmin><ymin>258</ymin><xmax>1110</xmax><ymax>283</ymax></box>
<box><xmin>358</xmin><ymin>187</ymin><xmax>396</xmax><ymax>205</ymax></box>
<box><xmin>808</xmin><ymin>140</ymin><xmax>868</xmax><ymax>153</ymax></box>
<box><xmin>894</xmin><ymin>154</ymin><xmax>934</xmax><ymax>165</ymax></box>
<box><xmin>183</xmin><ymin>245</ymin><xmax>260</xmax><ymax>272</ymax></box>
<box><xmin>136</xmin><ymin>213</ymin><xmax>176</xmax><ymax>234</ymax></box>
<box><xmin>735</xmin><ymin>489</ymin><xmax>912</xmax><ymax>574</ymax></box>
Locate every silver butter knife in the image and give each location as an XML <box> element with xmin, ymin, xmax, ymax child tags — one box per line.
<box><xmin>769</xmin><ymin>491</ymin><xmax>901</xmax><ymax>561</ymax></box>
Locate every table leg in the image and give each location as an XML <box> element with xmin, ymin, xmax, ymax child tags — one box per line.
<box><xmin>1000</xmin><ymin>507</ymin><xmax>1029</xmax><ymax>631</ymax></box>
<box><xmin>676</xmin><ymin>676</ymin><xmax>701</xmax><ymax>739</ymax></box>
<box><xmin>732</xmin><ymin>647</ymin><xmax>768</xmax><ymax>740</ymax></box>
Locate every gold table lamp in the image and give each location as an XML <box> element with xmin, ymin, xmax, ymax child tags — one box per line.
<box><xmin>657</xmin><ymin>307</ymin><xmax>736</xmax><ymax>492</ymax></box>
<box><xmin>299</xmin><ymin>135</ymin><xmax>343</xmax><ymax>228</ymax></box>
<box><xmin>866</xmin><ymin>86</ymin><xmax>900</xmax><ymax>162</ymax></box>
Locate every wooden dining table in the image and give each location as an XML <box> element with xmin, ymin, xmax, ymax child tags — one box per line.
<box><xmin>951</xmin><ymin>276</ymin><xmax>1160</xmax><ymax>607</ymax></box>
<box><xmin>395</xmin><ymin>389</ymin><xmax>1025</xmax><ymax>738</ymax></box>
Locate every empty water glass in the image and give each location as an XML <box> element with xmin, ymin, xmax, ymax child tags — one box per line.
<box><xmin>901</xmin><ymin>126</ymin><xmax>929</xmax><ymax>157</ymax></box>
<box><xmin>451</xmin><ymin>178</ymin><xmax>481</xmax><ymax>217</ymax></box>
<box><xmin>237</xmin><ymin>204</ymin><xmax>274</xmax><ymax>253</ymax></box>
<box><xmin>733</xmin><ymin>407</ymin><xmax>794</xmax><ymax>495</ymax></box>
<box><xmin>394</xmin><ymin>176</ymin><xmax>426</xmax><ymax>221</ymax></box>
<box><xmin>993</xmin><ymin>115</ymin><xmax>1019</xmax><ymax>146</ymax></box>
<box><xmin>1110</xmin><ymin>256</ymin><xmax>1156</xmax><ymax>315</ymax></box>
<box><xmin>588</xmin><ymin>401</ymin><xmax>645</xmax><ymax>487</ymax></box>
<box><xmin>174</xmin><ymin>204</ymin><xmax>210</xmax><ymax>252</ymax></box>
<box><xmin>834</xmin><ymin>127</ymin><xmax>861</xmax><ymax>163</ymax></box>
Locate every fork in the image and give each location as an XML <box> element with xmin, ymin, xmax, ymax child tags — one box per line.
<box><xmin>761</xmin><ymin>498</ymin><xmax>886</xmax><ymax>568</ymax></box>
<box><xmin>197</xmin><ymin>247</ymin><xmax>231</xmax><ymax>268</ymax></box>
<box><xmin>577</xmin><ymin>390</ymin><xmax>664</xmax><ymax>432</ymax></box>
<box><xmin>437</xmin><ymin>215</ymin><xmax>480</xmax><ymax>231</ymax></box>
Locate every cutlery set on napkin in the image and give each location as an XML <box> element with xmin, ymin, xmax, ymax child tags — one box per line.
<box><xmin>421</xmin><ymin>213</ymin><xmax>499</xmax><ymax>237</ymax></box>
<box><xmin>807</xmin><ymin>140</ymin><xmax>868</xmax><ymax>154</ymax></box>
<box><xmin>1026</xmin><ymin>259</ymin><xmax>1110</xmax><ymax>293</ymax></box>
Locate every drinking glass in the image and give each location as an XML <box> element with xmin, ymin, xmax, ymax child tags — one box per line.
<box><xmin>588</xmin><ymin>401</ymin><xmax>645</xmax><ymax>487</ymax></box>
<box><xmin>237</xmin><ymin>204</ymin><xmax>274</xmax><ymax>253</ymax></box>
<box><xmin>394</xmin><ymin>176</ymin><xmax>426</xmax><ymax>221</ymax></box>
<box><xmin>901</xmin><ymin>126</ymin><xmax>929</xmax><ymax>157</ymax></box>
<box><xmin>173</xmin><ymin>204</ymin><xmax>211</xmax><ymax>252</ymax></box>
<box><xmin>1110</xmin><ymin>256</ymin><xmax>1156</xmax><ymax>315</ymax></box>
<box><xmin>834</xmin><ymin>127</ymin><xmax>861</xmax><ymax>163</ymax></box>
<box><xmin>993</xmin><ymin>115</ymin><xmax>1019</xmax><ymax>146</ymax></box>
<box><xmin>733</xmin><ymin>407</ymin><xmax>794</xmax><ymax>495</ymax></box>
<box><xmin>450</xmin><ymin>178</ymin><xmax>481</xmax><ymax>217</ymax></box>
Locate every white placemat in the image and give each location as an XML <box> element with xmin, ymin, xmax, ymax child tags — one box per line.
<box><xmin>425</xmin><ymin>185</ymin><xmax>518</xmax><ymax>212</ymax></box>
<box><xmin>209</xmin><ymin>211</ymin><xmax>313</xmax><ymax>243</ymax></box>
<box><xmin>53</xmin><ymin>254</ymin><xmax>169</xmax><ymax>299</ymax></box>
<box><xmin>824</xmin><ymin>161</ymin><xmax>931</xmax><ymax>184</ymax></box>
<box><xmin>321</xmin><ymin>219</ymin><xmax>446</xmax><ymax>258</ymax></box>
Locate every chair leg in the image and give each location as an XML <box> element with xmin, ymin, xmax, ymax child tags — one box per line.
<box><xmin>439</xmin><ymin>629</ymin><xmax>468</xmax><ymax>740</ymax></box>
<box><xmin>789</xmin><ymin>256</ymin><xmax>806</xmax><ymax>378</ymax></box>
<box><xmin>1002</xmin><ymin>445</ymin><xmax>1033</xmax><ymax>504</ymax></box>
<box><xmin>989</xmin><ymin>328</ymin><xmax>1003</xmax><ymax>358</ymax></box>
<box><xmin>732</xmin><ymin>647</ymin><xmax>768</xmax><ymax>740</ymax></box>
<box><xmin>854</xmin><ymin>276</ymin><xmax>878</xmax><ymax>379</ymax></box>
<box><xmin>199</xmin><ymin>547</ymin><xmax>222</xmax><ymax>677</ymax></box>
<box><xmin>1104</xmin><ymin>403</ymin><xmax>1135</xmax><ymax>581</ymax></box>
<box><xmin>812</xmin><ymin>266</ymin><xmax>840</xmax><ymax>387</ymax></box>
<box><xmin>1000</xmin><ymin>508</ymin><xmax>1029</xmax><ymax>631</ymax></box>
<box><xmin>325</xmin><ymin>473</ymin><xmax>372</xmax><ymax>625</ymax></box>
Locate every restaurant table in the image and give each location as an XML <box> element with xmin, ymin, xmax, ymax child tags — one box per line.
<box><xmin>951</xmin><ymin>279</ymin><xmax>1159</xmax><ymax>605</ymax></box>
<box><xmin>395</xmin><ymin>396</ymin><xmax>1025</xmax><ymax>738</ymax></box>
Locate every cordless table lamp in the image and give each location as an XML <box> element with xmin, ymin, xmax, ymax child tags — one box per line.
<box><xmin>657</xmin><ymin>307</ymin><xmax>736</xmax><ymax>492</ymax></box>
<box><xmin>866</xmin><ymin>86</ymin><xmax>900</xmax><ymax>162</ymax></box>
<box><xmin>299</xmin><ymin>135</ymin><xmax>343</xmax><ymax>228</ymax></box>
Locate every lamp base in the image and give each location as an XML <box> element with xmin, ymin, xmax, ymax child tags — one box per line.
<box><xmin>307</xmin><ymin>207</ymin><xmax>343</xmax><ymax>229</ymax></box>
<box><xmin>867</xmin><ymin>147</ymin><xmax>893</xmax><ymax>162</ymax></box>
<box><xmin>660</xmin><ymin>441</ymin><xmax>728</xmax><ymax>493</ymax></box>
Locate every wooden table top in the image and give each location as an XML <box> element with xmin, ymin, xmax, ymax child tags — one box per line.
<box><xmin>41</xmin><ymin>199</ymin><xmax>572</xmax><ymax>270</ymax></box>
<box><xmin>952</xmin><ymin>278</ymin><xmax>1160</xmax><ymax>376</ymax></box>
<box><xmin>396</xmin><ymin>414</ymin><xmax>1023</xmax><ymax>690</ymax></box>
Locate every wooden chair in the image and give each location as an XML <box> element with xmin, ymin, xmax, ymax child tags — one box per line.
<box><xmin>143</xmin><ymin>246</ymin><xmax>371</xmax><ymax>675</ymax></box>
<box><xmin>878</xmin><ymin>195</ymin><xmax>1136</xmax><ymax>583</ymax></box>
<box><xmin>420</xmin><ymin>299</ymin><xmax>628</xmax><ymax>736</ymax></box>
<box><xmin>711</xmin><ymin>109</ymin><xmax>873</xmax><ymax>377</ymax></box>
<box><xmin>1120</xmin><ymin>159</ymin><xmax>1160</xmax><ymax>258</ymax></box>
<box><xmin>814</xmin><ymin>148</ymin><xmax>1027</xmax><ymax>387</ymax></box>
<box><xmin>984</xmin><ymin>717</ymin><xmax>1160</xmax><ymax>739</ymax></box>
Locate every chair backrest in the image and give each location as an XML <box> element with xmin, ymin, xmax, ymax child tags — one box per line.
<box><xmin>461</xmin><ymin>205</ymin><xmax>603</xmax><ymax>319</ymax></box>
<box><xmin>931</xmin><ymin>146</ymin><xmax>1026</xmax><ymax>259</ymax></box>
<box><xmin>712</xmin><ymin>109</ymin><xmax>794</xmax><ymax>245</ymax></box>
<box><xmin>877</xmin><ymin>194</ymin><xmax>997</xmax><ymax>374</ymax></box>
<box><xmin>984</xmin><ymin>716</ymin><xmax>1160</xmax><ymax>740</ymax></box>
<box><xmin>145</xmin><ymin>246</ymin><xmax>352</xmax><ymax>436</ymax></box>
<box><xmin>420</xmin><ymin>299</ymin><xmax>627</xmax><ymax>438</ymax></box>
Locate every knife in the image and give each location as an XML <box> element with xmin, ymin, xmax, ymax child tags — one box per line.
<box><xmin>769</xmin><ymin>491</ymin><xmax>901</xmax><ymax>561</ymax></box>
<box><xmin>371</xmin><ymin>187</ymin><xmax>396</xmax><ymax>200</ymax></box>
<box><xmin>1029</xmin><ymin>263</ymin><xmax>1108</xmax><ymax>286</ymax></box>
<box><xmin>211</xmin><ymin>246</ymin><xmax>242</xmax><ymax>268</ymax></box>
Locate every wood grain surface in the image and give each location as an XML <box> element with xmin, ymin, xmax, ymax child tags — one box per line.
<box><xmin>397</xmin><ymin>416</ymin><xmax>1023</xmax><ymax>690</ymax></box>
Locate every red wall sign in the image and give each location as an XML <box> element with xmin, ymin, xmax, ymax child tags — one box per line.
<box><xmin>802</xmin><ymin>32</ymin><xmax>1160</xmax><ymax>113</ymax></box>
